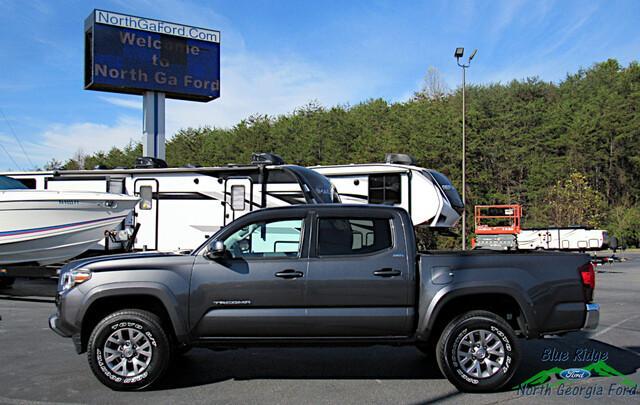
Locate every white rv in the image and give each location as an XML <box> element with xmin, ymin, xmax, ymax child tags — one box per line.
<box><xmin>312</xmin><ymin>154</ymin><xmax>463</xmax><ymax>228</ymax></box>
<box><xmin>516</xmin><ymin>228</ymin><xmax>609</xmax><ymax>251</ymax></box>
<box><xmin>3</xmin><ymin>155</ymin><xmax>339</xmax><ymax>254</ymax></box>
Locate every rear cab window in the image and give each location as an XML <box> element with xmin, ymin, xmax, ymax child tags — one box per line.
<box><xmin>317</xmin><ymin>217</ymin><xmax>393</xmax><ymax>256</ymax></box>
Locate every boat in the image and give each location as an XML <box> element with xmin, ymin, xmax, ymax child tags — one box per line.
<box><xmin>0</xmin><ymin>176</ymin><xmax>139</xmax><ymax>265</ymax></box>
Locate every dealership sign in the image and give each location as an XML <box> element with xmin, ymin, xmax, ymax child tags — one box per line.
<box><xmin>84</xmin><ymin>10</ymin><xmax>220</xmax><ymax>102</ymax></box>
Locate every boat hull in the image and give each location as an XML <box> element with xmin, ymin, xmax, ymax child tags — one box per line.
<box><xmin>0</xmin><ymin>191</ymin><xmax>138</xmax><ymax>265</ymax></box>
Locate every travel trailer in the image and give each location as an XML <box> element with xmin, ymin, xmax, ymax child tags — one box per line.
<box><xmin>311</xmin><ymin>154</ymin><xmax>463</xmax><ymax>228</ymax></box>
<box><xmin>3</xmin><ymin>155</ymin><xmax>339</xmax><ymax>255</ymax></box>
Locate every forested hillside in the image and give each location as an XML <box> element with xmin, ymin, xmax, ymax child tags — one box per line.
<box><xmin>60</xmin><ymin>59</ymin><xmax>640</xmax><ymax>247</ymax></box>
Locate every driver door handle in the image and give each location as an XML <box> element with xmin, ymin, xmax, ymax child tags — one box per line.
<box><xmin>275</xmin><ymin>269</ymin><xmax>304</xmax><ymax>279</ymax></box>
<box><xmin>373</xmin><ymin>268</ymin><xmax>402</xmax><ymax>277</ymax></box>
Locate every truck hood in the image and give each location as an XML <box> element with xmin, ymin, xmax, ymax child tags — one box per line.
<box><xmin>61</xmin><ymin>251</ymin><xmax>187</xmax><ymax>273</ymax></box>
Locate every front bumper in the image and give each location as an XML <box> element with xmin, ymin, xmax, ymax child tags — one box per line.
<box><xmin>49</xmin><ymin>313</ymin><xmax>73</xmax><ymax>337</ymax></box>
<box><xmin>582</xmin><ymin>303</ymin><xmax>600</xmax><ymax>330</ymax></box>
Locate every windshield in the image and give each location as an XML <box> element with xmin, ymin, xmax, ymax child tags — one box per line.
<box><xmin>0</xmin><ymin>176</ymin><xmax>28</xmax><ymax>190</ymax></box>
<box><xmin>289</xmin><ymin>166</ymin><xmax>341</xmax><ymax>203</ymax></box>
<box><xmin>424</xmin><ymin>170</ymin><xmax>464</xmax><ymax>210</ymax></box>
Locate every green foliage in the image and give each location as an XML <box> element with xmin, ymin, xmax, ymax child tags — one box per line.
<box><xmin>543</xmin><ymin>172</ymin><xmax>607</xmax><ymax>227</ymax></box>
<box><xmin>607</xmin><ymin>205</ymin><xmax>640</xmax><ymax>248</ymax></box>
<box><xmin>62</xmin><ymin>59</ymin><xmax>640</xmax><ymax>244</ymax></box>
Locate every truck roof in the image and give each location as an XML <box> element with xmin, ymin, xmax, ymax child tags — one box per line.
<box><xmin>236</xmin><ymin>204</ymin><xmax>410</xmax><ymax>221</ymax></box>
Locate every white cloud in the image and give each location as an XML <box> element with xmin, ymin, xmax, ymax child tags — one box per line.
<box><xmin>0</xmin><ymin>118</ymin><xmax>141</xmax><ymax>170</ymax></box>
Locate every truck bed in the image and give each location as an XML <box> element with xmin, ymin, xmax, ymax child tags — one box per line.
<box><xmin>416</xmin><ymin>249</ymin><xmax>591</xmax><ymax>338</ymax></box>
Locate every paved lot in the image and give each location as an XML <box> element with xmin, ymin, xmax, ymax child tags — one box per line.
<box><xmin>0</xmin><ymin>253</ymin><xmax>638</xmax><ymax>404</ymax></box>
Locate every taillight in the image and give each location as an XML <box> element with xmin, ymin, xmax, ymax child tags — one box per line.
<box><xmin>580</xmin><ymin>263</ymin><xmax>595</xmax><ymax>289</ymax></box>
<box><xmin>579</xmin><ymin>262</ymin><xmax>595</xmax><ymax>301</ymax></box>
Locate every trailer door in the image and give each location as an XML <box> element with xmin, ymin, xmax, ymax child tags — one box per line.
<box><xmin>134</xmin><ymin>179</ymin><xmax>159</xmax><ymax>250</ymax></box>
<box><xmin>224</xmin><ymin>177</ymin><xmax>253</xmax><ymax>226</ymax></box>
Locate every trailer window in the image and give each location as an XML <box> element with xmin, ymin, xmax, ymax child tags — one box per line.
<box><xmin>369</xmin><ymin>174</ymin><xmax>401</xmax><ymax>205</ymax></box>
<box><xmin>318</xmin><ymin>218</ymin><xmax>392</xmax><ymax>256</ymax></box>
<box><xmin>230</xmin><ymin>185</ymin><xmax>246</xmax><ymax>211</ymax></box>
<box><xmin>139</xmin><ymin>186</ymin><xmax>153</xmax><ymax>210</ymax></box>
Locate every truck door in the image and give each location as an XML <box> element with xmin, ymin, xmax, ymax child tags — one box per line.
<box><xmin>305</xmin><ymin>212</ymin><xmax>413</xmax><ymax>337</ymax></box>
<box><xmin>224</xmin><ymin>177</ymin><xmax>253</xmax><ymax>226</ymax></box>
<box><xmin>134</xmin><ymin>179</ymin><xmax>159</xmax><ymax>250</ymax></box>
<box><xmin>189</xmin><ymin>215</ymin><xmax>310</xmax><ymax>337</ymax></box>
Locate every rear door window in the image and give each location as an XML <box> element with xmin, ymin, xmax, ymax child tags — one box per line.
<box><xmin>317</xmin><ymin>217</ymin><xmax>392</xmax><ymax>256</ymax></box>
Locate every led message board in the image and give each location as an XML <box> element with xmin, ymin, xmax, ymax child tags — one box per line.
<box><xmin>84</xmin><ymin>10</ymin><xmax>220</xmax><ymax>102</ymax></box>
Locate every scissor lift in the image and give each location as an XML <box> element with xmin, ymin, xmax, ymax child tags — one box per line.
<box><xmin>473</xmin><ymin>204</ymin><xmax>522</xmax><ymax>250</ymax></box>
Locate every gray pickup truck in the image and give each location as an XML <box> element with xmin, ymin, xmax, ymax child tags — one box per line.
<box><xmin>50</xmin><ymin>204</ymin><xmax>599</xmax><ymax>392</ymax></box>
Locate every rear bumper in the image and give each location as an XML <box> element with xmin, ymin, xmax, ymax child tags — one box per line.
<box><xmin>582</xmin><ymin>303</ymin><xmax>600</xmax><ymax>330</ymax></box>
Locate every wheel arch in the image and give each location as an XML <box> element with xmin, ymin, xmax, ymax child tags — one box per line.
<box><xmin>78</xmin><ymin>283</ymin><xmax>188</xmax><ymax>353</ymax></box>
<box><xmin>418</xmin><ymin>288</ymin><xmax>535</xmax><ymax>343</ymax></box>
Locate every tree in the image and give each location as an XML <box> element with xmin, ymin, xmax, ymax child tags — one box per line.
<box><xmin>43</xmin><ymin>158</ymin><xmax>63</xmax><ymax>170</ymax></box>
<box><xmin>414</xmin><ymin>67</ymin><xmax>450</xmax><ymax>100</ymax></box>
<box><xmin>607</xmin><ymin>206</ymin><xmax>640</xmax><ymax>248</ymax></box>
<box><xmin>543</xmin><ymin>172</ymin><xmax>606</xmax><ymax>227</ymax></box>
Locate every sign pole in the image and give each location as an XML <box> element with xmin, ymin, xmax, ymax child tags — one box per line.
<box><xmin>142</xmin><ymin>91</ymin><xmax>166</xmax><ymax>160</ymax></box>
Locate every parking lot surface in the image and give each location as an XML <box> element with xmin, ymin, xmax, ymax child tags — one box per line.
<box><xmin>1</xmin><ymin>253</ymin><xmax>639</xmax><ymax>404</ymax></box>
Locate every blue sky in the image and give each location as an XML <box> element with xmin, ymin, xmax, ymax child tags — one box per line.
<box><xmin>0</xmin><ymin>0</ymin><xmax>639</xmax><ymax>170</ymax></box>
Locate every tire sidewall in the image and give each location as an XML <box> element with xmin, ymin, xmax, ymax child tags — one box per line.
<box><xmin>439</xmin><ymin>314</ymin><xmax>519</xmax><ymax>392</ymax></box>
<box><xmin>88</xmin><ymin>312</ymin><xmax>169</xmax><ymax>390</ymax></box>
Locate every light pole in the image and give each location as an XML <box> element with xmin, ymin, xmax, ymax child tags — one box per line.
<box><xmin>454</xmin><ymin>47</ymin><xmax>477</xmax><ymax>250</ymax></box>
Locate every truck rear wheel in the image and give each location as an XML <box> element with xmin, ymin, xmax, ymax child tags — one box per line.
<box><xmin>435</xmin><ymin>310</ymin><xmax>519</xmax><ymax>392</ymax></box>
<box><xmin>87</xmin><ymin>309</ymin><xmax>171</xmax><ymax>390</ymax></box>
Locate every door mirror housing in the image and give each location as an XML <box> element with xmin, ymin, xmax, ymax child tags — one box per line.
<box><xmin>205</xmin><ymin>240</ymin><xmax>226</xmax><ymax>260</ymax></box>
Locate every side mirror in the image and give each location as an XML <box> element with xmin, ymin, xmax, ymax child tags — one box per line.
<box><xmin>205</xmin><ymin>240</ymin><xmax>226</xmax><ymax>260</ymax></box>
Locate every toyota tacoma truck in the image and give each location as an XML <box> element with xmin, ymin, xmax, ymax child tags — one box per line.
<box><xmin>49</xmin><ymin>204</ymin><xmax>599</xmax><ymax>392</ymax></box>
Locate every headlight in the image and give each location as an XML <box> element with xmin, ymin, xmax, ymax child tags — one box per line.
<box><xmin>61</xmin><ymin>268</ymin><xmax>92</xmax><ymax>292</ymax></box>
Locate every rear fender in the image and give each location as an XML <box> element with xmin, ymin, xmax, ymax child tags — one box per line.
<box><xmin>417</xmin><ymin>282</ymin><xmax>536</xmax><ymax>340</ymax></box>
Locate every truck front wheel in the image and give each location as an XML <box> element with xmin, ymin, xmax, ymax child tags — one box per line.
<box><xmin>435</xmin><ymin>310</ymin><xmax>519</xmax><ymax>392</ymax></box>
<box><xmin>87</xmin><ymin>309</ymin><xmax>171</xmax><ymax>390</ymax></box>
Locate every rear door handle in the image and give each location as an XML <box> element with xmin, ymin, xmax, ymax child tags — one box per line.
<box><xmin>275</xmin><ymin>269</ymin><xmax>304</xmax><ymax>279</ymax></box>
<box><xmin>373</xmin><ymin>268</ymin><xmax>402</xmax><ymax>277</ymax></box>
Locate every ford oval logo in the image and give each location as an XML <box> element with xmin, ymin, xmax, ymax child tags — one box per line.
<box><xmin>560</xmin><ymin>368</ymin><xmax>591</xmax><ymax>380</ymax></box>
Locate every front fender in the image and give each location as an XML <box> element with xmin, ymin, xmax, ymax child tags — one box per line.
<box><xmin>78</xmin><ymin>281</ymin><xmax>189</xmax><ymax>341</ymax></box>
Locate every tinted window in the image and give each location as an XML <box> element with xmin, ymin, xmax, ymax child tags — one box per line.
<box><xmin>0</xmin><ymin>176</ymin><xmax>28</xmax><ymax>190</ymax></box>
<box><xmin>290</xmin><ymin>167</ymin><xmax>338</xmax><ymax>203</ymax></box>
<box><xmin>425</xmin><ymin>170</ymin><xmax>463</xmax><ymax>209</ymax></box>
<box><xmin>224</xmin><ymin>219</ymin><xmax>303</xmax><ymax>258</ymax></box>
<box><xmin>369</xmin><ymin>174</ymin><xmax>401</xmax><ymax>204</ymax></box>
<box><xmin>318</xmin><ymin>218</ymin><xmax>392</xmax><ymax>256</ymax></box>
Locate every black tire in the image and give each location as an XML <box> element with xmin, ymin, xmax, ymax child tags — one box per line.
<box><xmin>435</xmin><ymin>310</ymin><xmax>519</xmax><ymax>393</ymax></box>
<box><xmin>87</xmin><ymin>309</ymin><xmax>171</xmax><ymax>390</ymax></box>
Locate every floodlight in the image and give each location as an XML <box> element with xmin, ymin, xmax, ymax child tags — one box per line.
<box><xmin>469</xmin><ymin>49</ymin><xmax>478</xmax><ymax>61</ymax></box>
<box><xmin>454</xmin><ymin>47</ymin><xmax>464</xmax><ymax>58</ymax></box>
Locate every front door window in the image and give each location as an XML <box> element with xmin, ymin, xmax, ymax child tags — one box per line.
<box><xmin>223</xmin><ymin>219</ymin><xmax>303</xmax><ymax>258</ymax></box>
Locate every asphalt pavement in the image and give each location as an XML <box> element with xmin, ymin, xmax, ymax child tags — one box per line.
<box><xmin>0</xmin><ymin>253</ymin><xmax>638</xmax><ymax>404</ymax></box>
